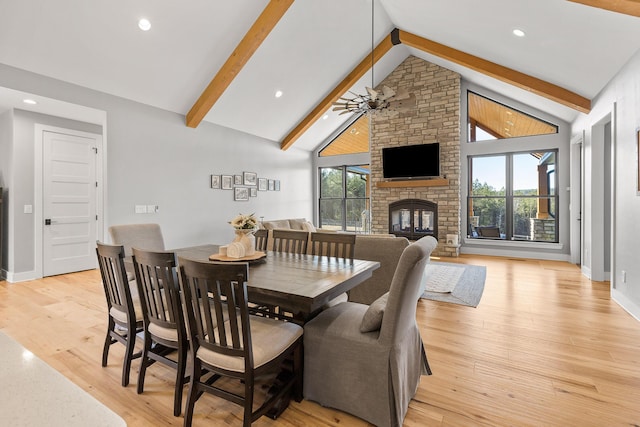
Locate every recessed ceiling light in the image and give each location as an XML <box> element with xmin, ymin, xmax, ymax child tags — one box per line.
<box><xmin>23</xmin><ymin>99</ymin><xmax>37</xmax><ymax>105</ymax></box>
<box><xmin>513</xmin><ymin>29</ymin><xmax>525</xmax><ymax>37</ymax></box>
<box><xmin>138</xmin><ymin>18</ymin><xmax>151</xmax><ymax>31</ymax></box>
<box><xmin>322</xmin><ymin>114</ymin><xmax>329</xmax><ymax>120</ymax></box>
<box><xmin>274</xmin><ymin>90</ymin><xmax>283</xmax><ymax>98</ymax></box>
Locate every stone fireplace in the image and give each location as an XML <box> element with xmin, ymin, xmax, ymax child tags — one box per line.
<box><xmin>369</xmin><ymin>56</ymin><xmax>461</xmax><ymax>257</ymax></box>
<box><xmin>389</xmin><ymin>199</ymin><xmax>438</xmax><ymax>241</ymax></box>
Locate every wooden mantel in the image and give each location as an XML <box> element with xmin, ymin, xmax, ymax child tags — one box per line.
<box><xmin>376</xmin><ymin>178</ymin><xmax>449</xmax><ymax>188</ymax></box>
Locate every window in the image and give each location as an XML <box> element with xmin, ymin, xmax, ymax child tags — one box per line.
<box><xmin>468</xmin><ymin>151</ymin><xmax>558</xmax><ymax>242</ymax></box>
<box><xmin>319</xmin><ymin>165</ymin><xmax>370</xmax><ymax>232</ymax></box>
<box><xmin>467</xmin><ymin>92</ymin><xmax>558</xmax><ymax>142</ymax></box>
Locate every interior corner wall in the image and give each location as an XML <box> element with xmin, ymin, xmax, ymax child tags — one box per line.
<box><xmin>0</xmin><ymin>63</ymin><xmax>313</xmax><ymax>281</ymax></box>
<box><xmin>0</xmin><ymin>109</ymin><xmax>13</xmax><ymax>277</ymax></box>
<box><xmin>571</xmin><ymin>48</ymin><xmax>640</xmax><ymax>320</ymax></box>
<box><xmin>370</xmin><ymin>56</ymin><xmax>461</xmax><ymax>257</ymax></box>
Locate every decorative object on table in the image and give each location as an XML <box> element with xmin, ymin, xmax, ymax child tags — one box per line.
<box><xmin>210</xmin><ymin>175</ymin><xmax>220</xmax><ymax>189</ymax></box>
<box><xmin>258</xmin><ymin>178</ymin><xmax>268</xmax><ymax>191</ymax></box>
<box><xmin>221</xmin><ymin>175</ymin><xmax>233</xmax><ymax>190</ymax></box>
<box><xmin>420</xmin><ymin>262</ymin><xmax>486</xmax><ymax>307</ymax></box>
<box><xmin>234</xmin><ymin>187</ymin><xmax>249</xmax><ymax>201</ymax></box>
<box><xmin>243</xmin><ymin>171</ymin><xmax>257</xmax><ymax>186</ymax></box>
<box><xmin>228</xmin><ymin>213</ymin><xmax>259</xmax><ymax>256</ymax></box>
<box><xmin>234</xmin><ymin>175</ymin><xmax>242</xmax><ymax>185</ymax></box>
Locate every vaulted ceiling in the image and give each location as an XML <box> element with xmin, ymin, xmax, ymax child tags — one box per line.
<box><xmin>1</xmin><ymin>0</ymin><xmax>639</xmax><ymax>152</ymax></box>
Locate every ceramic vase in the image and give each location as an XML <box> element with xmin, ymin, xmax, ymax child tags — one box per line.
<box><xmin>233</xmin><ymin>229</ymin><xmax>256</xmax><ymax>256</ymax></box>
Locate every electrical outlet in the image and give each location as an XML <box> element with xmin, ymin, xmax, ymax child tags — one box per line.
<box><xmin>622</xmin><ymin>270</ymin><xmax>627</xmax><ymax>283</ymax></box>
<box><xmin>147</xmin><ymin>205</ymin><xmax>157</xmax><ymax>213</ymax></box>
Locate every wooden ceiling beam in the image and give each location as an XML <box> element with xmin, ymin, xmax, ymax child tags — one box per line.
<box><xmin>567</xmin><ymin>0</ymin><xmax>640</xmax><ymax>18</ymax></box>
<box><xmin>185</xmin><ymin>0</ymin><xmax>294</xmax><ymax>128</ymax></box>
<box><xmin>396</xmin><ymin>30</ymin><xmax>591</xmax><ymax>114</ymax></box>
<box><xmin>280</xmin><ymin>31</ymin><xmax>396</xmax><ymax>151</ymax></box>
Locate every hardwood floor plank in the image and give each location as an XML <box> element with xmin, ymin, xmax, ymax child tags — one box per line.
<box><xmin>1</xmin><ymin>255</ymin><xmax>640</xmax><ymax>426</ymax></box>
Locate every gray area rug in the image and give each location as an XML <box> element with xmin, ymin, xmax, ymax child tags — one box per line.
<box><xmin>421</xmin><ymin>262</ymin><xmax>486</xmax><ymax>307</ymax></box>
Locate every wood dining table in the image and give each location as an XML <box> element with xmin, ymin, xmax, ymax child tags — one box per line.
<box><xmin>172</xmin><ymin>244</ymin><xmax>380</xmax><ymax>322</ymax></box>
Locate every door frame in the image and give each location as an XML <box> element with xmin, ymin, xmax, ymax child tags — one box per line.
<box><xmin>570</xmin><ymin>132</ymin><xmax>583</xmax><ymax>265</ymax></box>
<box><xmin>34</xmin><ymin>124</ymin><xmax>105</xmax><ymax>279</ymax></box>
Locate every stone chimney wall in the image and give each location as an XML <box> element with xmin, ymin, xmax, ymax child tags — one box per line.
<box><xmin>370</xmin><ymin>55</ymin><xmax>461</xmax><ymax>256</ymax></box>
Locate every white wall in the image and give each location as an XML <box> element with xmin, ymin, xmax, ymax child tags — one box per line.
<box><xmin>0</xmin><ymin>63</ymin><xmax>313</xmax><ymax>280</ymax></box>
<box><xmin>572</xmin><ymin>49</ymin><xmax>640</xmax><ymax>320</ymax></box>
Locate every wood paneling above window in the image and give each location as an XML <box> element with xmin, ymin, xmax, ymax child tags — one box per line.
<box><xmin>319</xmin><ymin>115</ymin><xmax>370</xmax><ymax>157</ymax></box>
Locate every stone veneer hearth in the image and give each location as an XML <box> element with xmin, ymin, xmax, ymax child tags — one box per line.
<box><xmin>370</xmin><ymin>56</ymin><xmax>461</xmax><ymax>257</ymax></box>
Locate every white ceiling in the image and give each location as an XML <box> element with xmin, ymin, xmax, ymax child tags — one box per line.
<box><xmin>1</xmin><ymin>0</ymin><xmax>639</xmax><ymax>151</ymax></box>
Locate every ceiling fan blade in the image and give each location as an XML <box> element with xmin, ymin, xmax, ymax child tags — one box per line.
<box><xmin>366</xmin><ymin>87</ymin><xmax>378</xmax><ymax>100</ymax></box>
<box><xmin>387</xmin><ymin>93</ymin><xmax>416</xmax><ymax>111</ymax></box>
<box><xmin>393</xmin><ymin>87</ymin><xmax>410</xmax><ymax>100</ymax></box>
<box><xmin>379</xmin><ymin>85</ymin><xmax>396</xmax><ymax>100</ymax></box>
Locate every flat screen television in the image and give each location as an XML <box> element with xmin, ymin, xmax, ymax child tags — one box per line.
<box><xmin>382</xmin><ymin>143</ymin><xmax>440</xmax><ymax>179</ymax></box>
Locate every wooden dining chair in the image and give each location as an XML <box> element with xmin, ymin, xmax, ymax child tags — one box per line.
<box><xmin>310</xmin><ymin>232</ymin><xmax>357</xmax><ymax>307</ymax></box>
<box><xmin>178</xmin><ymin>258</ymin><xmax>303</xmax><ymax>427</ymax></box>
<box><xmin>310</xmin><ymin>232</ymin><xmax>356</xmax><ymax>260</ymax></box>
<box><xmin>131</xmin><ymin>248</ymin><xmax>188</xmax><ymax>417</ymax></box>
<box><xmin>96</xmin><ymin>242</ymin><xmax>143</xmax><ymax>387</ymax></box>
<box><xmin>272</xmin><ymin>229</ymin><xmax>308</xmax><ymax>254</ymax></box>
<box><xmin>254</xmin><ymin>229</ymin><xmax>268</xmax><ymax>252</ymax></box>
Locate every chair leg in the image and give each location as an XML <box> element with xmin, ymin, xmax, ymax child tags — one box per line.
<box><xmin>174</xmin><ymin>346</ymin><xmax>188</xmax><ymax>417</ymax></box>
<box><xmin>183</xmin><ymin>359</ymin><xmax>200</xmax><ymax>427</ymax></box>
<box><xmin>121</xmin><ymin>331</ymin><xmax>136</xmax><ymax>387</ymax></box>
<box><xmin>243</xmin><ymin>376</ymin><xmax>254</xmax><ymax>427</ymax></box>
<box><xmin>102</xmin><ymin>319</ymin><xmax>115</xmax><ymax>367</ymax></box>
<box><xmin>137</xmin><ymin>332</ymin><xmax>152</xmax><ymax>394</ymax></box>
<box><xmin>292</xmin><ymin>343</ymin><xmax>303</xmax><ymax>402</ymax></box>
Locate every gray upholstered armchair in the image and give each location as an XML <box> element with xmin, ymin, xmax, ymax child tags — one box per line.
<box><xmin>108</xmin><ymin>223</ymin><xmax>165</xmax><ymax>258</ymax></box>
<box><xmin>303</xmin><ymin>236</ymin><xmax>437</xmax><ymax>427</ymax></box>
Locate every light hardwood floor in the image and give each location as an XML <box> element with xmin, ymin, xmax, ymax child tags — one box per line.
<box><xmin>1</xmin><ymin>255</ymin><xmax>639</xmax><ymax>426</ymax></box>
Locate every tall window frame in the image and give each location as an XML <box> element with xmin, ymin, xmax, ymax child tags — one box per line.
<box><xmin>318</xmin><ymin>165</ymin><xmax>370</xmax><ymax>232</ymax></box>
<box><xmin>468</xmin><ymin>150</ymin><xmax>559</xmax><ymax>242</ymax></box>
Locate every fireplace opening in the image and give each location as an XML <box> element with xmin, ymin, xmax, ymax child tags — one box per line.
<box><xmin>389</xmin><ymin>199</ymin><xmax>438</xmax><ymax>240</ymax></box>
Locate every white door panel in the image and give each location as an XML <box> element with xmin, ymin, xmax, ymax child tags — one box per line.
<box><xmin>43</xmin><ymin>131</ymin><xmax>98</xmax><ymax>276</ymax></box>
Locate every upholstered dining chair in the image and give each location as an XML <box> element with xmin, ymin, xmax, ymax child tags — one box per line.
<box><xmin>254</xmin><ymin>229</ymin><xmax>268</xmax><ymax>252</ymax></box>
<box><xmin>96</xmin><ymin>242</ymin><xmax>143</xmax><ymax>387</ymax></box>
<box><xmin>272</xmin><ymin>229</ymin><xmax>308</xmax><ymax>254</ymax></box>
<box><xmin>131</xmin><ymin>248</ymin><xmax>188</xmax><ymax>417</ymax></box>
<box><xmin>309</xmin><ymin>232</ymin><xmax>356</xmax><ymax>260</ymax></box>
<box><xmin>178</xmin><ymin>258</ymin><xmax>304</xmax><ymax>427</ymax></box>
<box><xmin>303</xmin><ymin>236</ymin><xmax>437</xmax><ymax>427</ymax></box>
<box><xmin>108</xmin><ymin>223</ymin><xmax>165</xmax><ymax>258</ymax></box>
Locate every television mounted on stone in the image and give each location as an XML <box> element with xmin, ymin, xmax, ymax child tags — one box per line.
<box><xmin>382</xmin><ymin>143</ymin><xmax>440</xmax><ymax>180</ymax></box>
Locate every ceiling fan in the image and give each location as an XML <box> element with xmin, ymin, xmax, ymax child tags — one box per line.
<box><xmin>331</xmin><ymin>0</ymin><xmax>416</xmax><ymax>116</ymax></box>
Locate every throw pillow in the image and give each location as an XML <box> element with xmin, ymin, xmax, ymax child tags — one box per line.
<box><xmin>302</xmin><ymin>221</ymin><xmax>317</xmax><ymax>232</ymax></box>
<box><xmin>360</xmin><ymin>292</ymin><xmax>389</xmax><ymax>333</ymax></box>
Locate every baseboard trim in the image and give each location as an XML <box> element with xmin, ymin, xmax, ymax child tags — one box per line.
<box><xmin>4</xmin><ymin>270</ymin><xmax>40</xmax><ymax>283</ymax></box>
<box><xmin>611</xmin><ymin>289</ymin><xmax>640</xmax><ymax>322</ymax></box>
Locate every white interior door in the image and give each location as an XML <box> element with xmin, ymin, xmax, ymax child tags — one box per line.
<box><xmin>43</xmin><ymin>130</ymin><xmax>98</xmax><ymax>276</ymax></box>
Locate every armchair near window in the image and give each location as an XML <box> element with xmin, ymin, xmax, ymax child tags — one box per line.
<box><xmin>303</xmin><ymin>236</ymin><xmax>437</xmax><ymax>427</ymax></box>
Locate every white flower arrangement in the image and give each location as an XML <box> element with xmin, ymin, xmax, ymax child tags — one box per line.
<box><xmin>230</xmin><ymin>213</ymin><xmax>259</xmax><ymax>230</ymax></box>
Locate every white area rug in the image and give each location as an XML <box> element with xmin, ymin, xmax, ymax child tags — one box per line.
<box><xmin>421</xmin><ymin>262</ymin><xmax>486</xmax><ymax>307</ymax></box>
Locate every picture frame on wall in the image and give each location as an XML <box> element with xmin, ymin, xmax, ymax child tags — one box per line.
<box><xmin>258</xmin><ymin>178</ymin><xmax>268</xmax><ymax>191</ymax></box>
<box><xmin>250</xmin><ymin>187</ymin><xmax>257</xmax><ymax>197</ymax></box>
<box><xmin>234</xmin><ymin>175</ymin><xmax>242</xmax><ymax>185</ymax></box>
<box><xmin>243</xmin><ymin>172</ymin><xmax>257</xmax><ymax>186</ymax></box>
<box><xmin>221</xmin><ymin>175</ymin><xmax>233</xmax><ymax>190</ymax></box>
<box><xmin>268</xmin><ymin>179</ymin><xmax>275</xmax><ymax>191</ymax></box>
<box><xmin>210</xmin><ymin>175</ymin><xmax>220</xmax><ymax>189</ymax></box>
<box><xmin>274</xmin><ymin>180</ymin><xmax>280</xmax><ymax>191</ymax></box>
<box><xmin>234</xmin><ymin>187</ymin><xmax>249</xmax><ymax>201</ymax></box>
